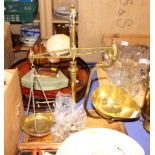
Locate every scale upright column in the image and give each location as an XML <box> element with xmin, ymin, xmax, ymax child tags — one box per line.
<box><xmin>68</xmin><ymin>5</ymin><xmax>78</xmax><ymax>104</ymax></box>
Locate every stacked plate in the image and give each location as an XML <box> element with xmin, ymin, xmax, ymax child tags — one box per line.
<box><xmin>53</xmin><ymin>6</ymin><xmax>78</xmax><ymax>19</ymax></box>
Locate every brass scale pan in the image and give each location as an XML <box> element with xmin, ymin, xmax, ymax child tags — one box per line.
<box><xmin>92</xmin><ymin>84</ymin><xmax>141</xmax><ymax>121</ymax></box>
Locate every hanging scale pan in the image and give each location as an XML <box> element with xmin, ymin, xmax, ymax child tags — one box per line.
<box><xmin>23</xmin><ymin>112</ymin><xmax>54</xmax><ymax>137</ymax></box>
<box><xmin>22</xmin><ymin>65</ymin><xmax>54</xmax><ymax>137</ymax></box>
<box><xmin>92</xmin><ymin>84</ymin><xmax>141</xmax><ymax>121</ymax></box>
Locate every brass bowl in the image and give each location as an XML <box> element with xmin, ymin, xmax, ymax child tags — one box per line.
<box><xmin>92</xmin><ymin>84</ymin><xmax>141</xmax><ymax>120</ymax></box>
<box><xmin>23</xmin><ymin>113</ymin><xmax>54</xmax><ymax>137</ymax></box>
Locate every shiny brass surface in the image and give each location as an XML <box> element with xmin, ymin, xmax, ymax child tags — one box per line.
<box><xmin>83</xmin><ymin>63</ymin><xmax>117</xmax><ymax>119</ymax></box>
<box><xmin>84</xmin><ymin>67</ymin><xmax>101</xmax><ymax>118</ymax></box>
<box><xmin>68</xmin><ymin>5</ymin><xmax>78</xmax><ymax>103</ymax></box>
<box><xmin>70</xmin><ymin>4</ymin><xmax>76</xmax><ymax>49</ymax></box>
<box><xmin>142</xmin><ymin>81</ymin><xmax>150</xmax><ymax>133</ymax></box>
<box><xmin>91</xmin><ymin>85</ymin><xmax>141</xmax><ymax>120</ymax></box>
<box><xmin>68</xmin><ymin>60</ymin><xmax>78</xmax><ymax>103</ymax></box>
<box><xmin>23</xmin><ymin>113</ymin><xmax>54</xmax><ymax>137</ymax></box>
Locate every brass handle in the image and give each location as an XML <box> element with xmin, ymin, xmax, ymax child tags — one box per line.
<box><xmin>83</xmin><ymin>67</ymin><xmax>101</xmax><ymax>119</ymax></box>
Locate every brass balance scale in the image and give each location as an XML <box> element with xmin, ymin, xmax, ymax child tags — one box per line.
<box><xmin>22</xmin><ymin>5</ymin><xmax>141</xmax><ymax>137</ymax></box>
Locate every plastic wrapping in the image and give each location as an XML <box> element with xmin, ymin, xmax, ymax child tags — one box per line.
<box><xmin>51</xmin><ymin>92</ymin><xmax>87</xmax><ymax>142</ymax></box>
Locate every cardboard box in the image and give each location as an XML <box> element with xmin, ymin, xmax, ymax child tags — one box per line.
<box><xmin>4</xmin><ymin>22</ymin><xmax>14</xmax><ymax>69</ymax></box>
<box><xmin>4</xmin><ymin>69</ymin><xmax>24</xmax><ymax>155</ymax></box>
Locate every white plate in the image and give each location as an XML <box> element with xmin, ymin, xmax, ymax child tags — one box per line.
<box><xmin>56</xmin><ymin>128</ymin><xmax>144</xmax><ymax>155</ymax></box>
<box><xmin>53</xmin><ymin>12</ymin><xmax>69</xmax><ymax>19</ymax></box>
<box><xmin>54</xmin><ymin>6</ymin><xmax>70</xmax><ymax>15</ymax></box>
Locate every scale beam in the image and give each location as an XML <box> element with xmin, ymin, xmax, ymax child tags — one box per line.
<box><xmin>28</xmin><ymin>5</ymin><xmax>118</xmax><ymax>104</ymax></box>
